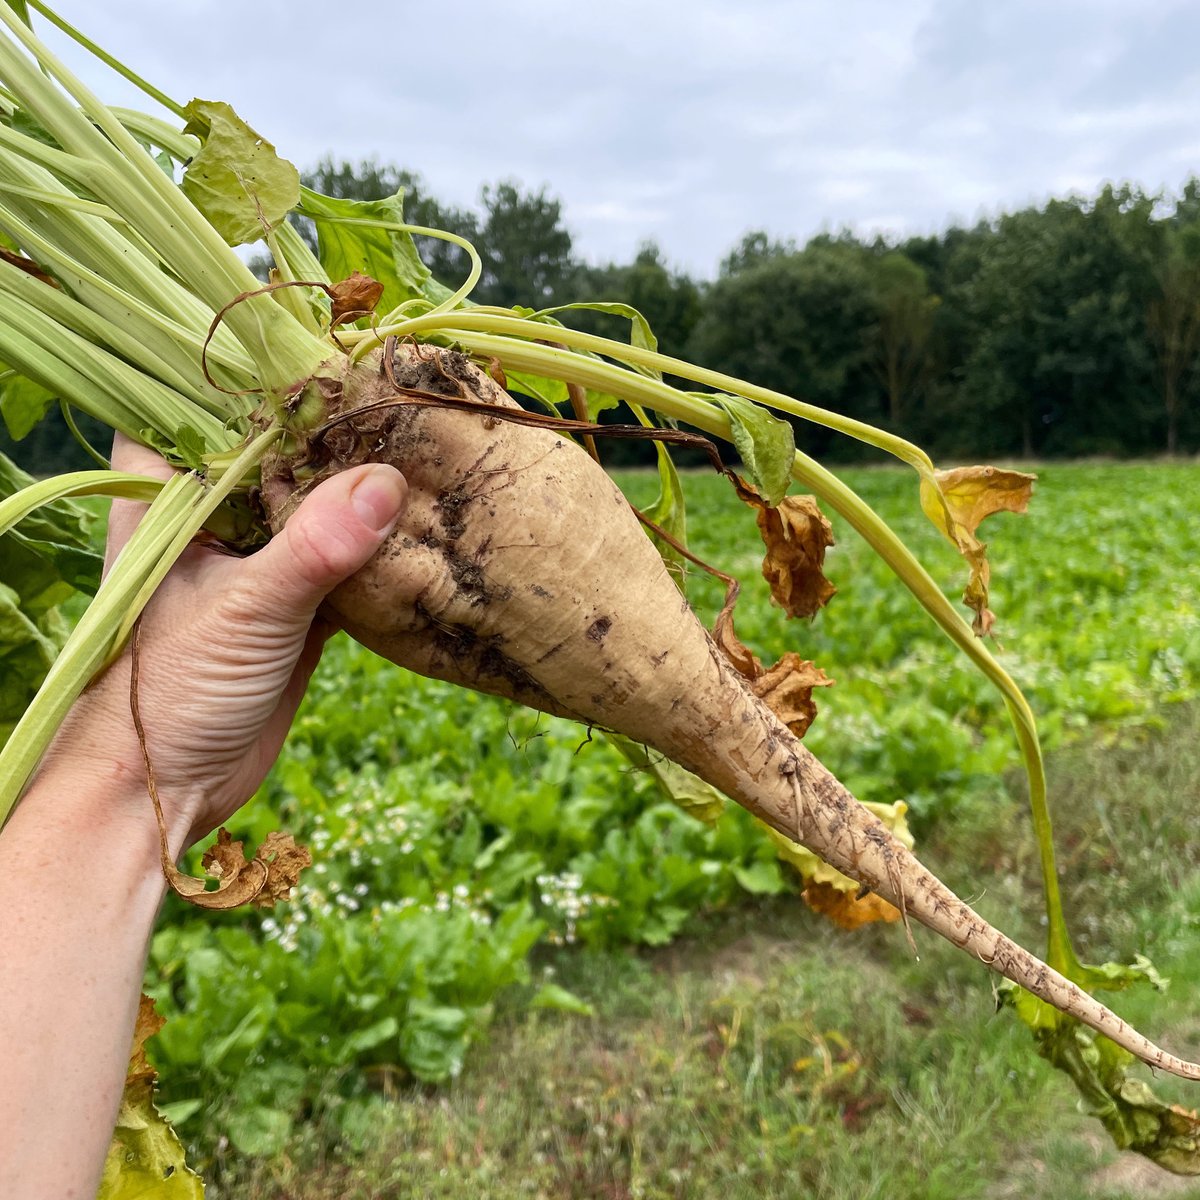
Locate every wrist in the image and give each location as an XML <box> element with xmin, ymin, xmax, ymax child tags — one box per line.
<box><xmin>22</xmin><ymin>752</ymin><xmax>195</xmax><ymax>875</ymax></box>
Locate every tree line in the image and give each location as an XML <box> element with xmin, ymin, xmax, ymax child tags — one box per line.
<box><xmin>8</xmin><ymin>163</ymin><xmax>1200</xmax><ymax>473</ymax></box>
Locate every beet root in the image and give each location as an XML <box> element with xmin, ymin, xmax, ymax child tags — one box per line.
<box><xmin>260</xmin><ymin>344</ymin><xmax>1200</xmax><ymax>1080</ymax></box>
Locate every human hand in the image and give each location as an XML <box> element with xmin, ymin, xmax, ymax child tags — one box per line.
<box><xmin>37</xmin><ymin>433</ymin><xmax>407</xmax><ymax>853</ymax></box>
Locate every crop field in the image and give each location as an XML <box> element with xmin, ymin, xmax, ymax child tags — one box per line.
<box><xmin>142</xmin><ymin>461</ymin><xmax>1200</xmax><ymax>1192</ymax></box>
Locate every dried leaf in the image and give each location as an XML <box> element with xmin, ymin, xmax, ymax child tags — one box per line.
<box><xmin>330</xmin><ymin>270</ymin><xmax>385</xmax><ymax>325</ymax></box>
<box><xmin>712</xmin><ymin>592</ymin><xmax>760</xmax><ymax>680</ymax></box>
<box><xmin>924</xmin><ymin>464</ymin><xmax>1036</xmax><ymax>535</ymax></box>
<box><xmin>0</xmin><ymin>246</ymin><xmax>57</xmax><ymax>288</ymax></box>
<box><xmin>801</xmin><ymin>880</ymin><xmax>902</xmax><ymax>929</ymax></box>
<box><xmin>919</xmin><ymin>465</ymin><xmax>1036</xmax><ymax>636</ymax></box>
<box><xmin>162</xmin><ymin>827</ymin><xmax>311</xmax><ymax>911</ymax></box>
<box><xmin>163</xmin><ymin>827</ymin><xmax>266</xmax><ymax>910</ymax></box>
<box><xmin>252</xmin><ymin>830</ymin><xmax>313</xmax><ymax>907</ymax></box>
<box><xmin>757</xmin><ymin>495</ymin><xmax>836</xmax><ymax>619</ymax></box>
<box><xmin>127</xmin><ymin>993</ymin><xmax>165</xmax><ymax>1088</ymax></box>
<box><xmin>749</xmin><ymin>652</ymin><xmax>833</xmax><ymax>739</ymax></box>
<box><xmin>201</xmin><ymin>826</ymin><xmax>248</xmax><ymax>878</ymax></box>
<box><xmin>712</xmin><ymin>587</ymin><xmax>833</xmax><ymax>739</ymax></box>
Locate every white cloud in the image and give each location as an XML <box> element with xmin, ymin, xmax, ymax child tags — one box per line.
<box><xmin>26</xmin><ymin>0</ymin><xmax>1200</xmax><ymax>276</ymax></box>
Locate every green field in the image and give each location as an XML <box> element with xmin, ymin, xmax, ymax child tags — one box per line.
<box><xmin>139</xmin><ymin>461</ymin><xmax>1200</xmax><ymax>1194</ymax></box>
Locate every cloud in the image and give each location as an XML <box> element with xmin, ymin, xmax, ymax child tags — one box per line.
<box><xmin>38</xmin><ymin>0</ymin><xmax>1200</xmax><ymax>275</ymax></box>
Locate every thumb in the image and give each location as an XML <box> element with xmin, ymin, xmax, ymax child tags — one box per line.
<box><xmin>240</xmin><ymin>464</ymin><xmax>407</xmax><ymax>625</ymax></box>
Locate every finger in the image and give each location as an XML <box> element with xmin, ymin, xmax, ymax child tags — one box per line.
<box><xmin>106</xmin><ymin>433</ymin><xmax>180</xmax><ymax>564</ymax></box>
<box><xmin>235</xmin><ymin>464</ymin><xmax>407</xmax><ymax>628</ymax></box>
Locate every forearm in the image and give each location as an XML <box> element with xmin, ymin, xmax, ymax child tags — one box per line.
<box><xmin>0</xmin><ymin>762</ymin><xmax>181</xmax><ymax>1199</ymax></box>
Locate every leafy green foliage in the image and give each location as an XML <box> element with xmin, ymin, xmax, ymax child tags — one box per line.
<box><xmin>297</xmin><ymin>187</ymin><xmax>430</xmax><ymax>316</ymax></box>
<box><xmin>146</xmin><ymin>643</ymin><xmax>777</xmax><ymax>1157</ymax></box>
<box><xmin>713</xmin><ymin>392</ymin><xmax>796</xmax><ymax>505</ymax></box>
<box><xmin>181</xmin><ymin>101</ymin><xmax>300</xmax><ymax>247</ymax></box>
<box><xmin>0</xmin><ymin>452</ymin><xmax>100</xmax><ymax>743</ymax></box>
<box><xmin>191</xmin><ymin>705</ymin><xmax>1200</xmax><ymax>1197</ymax></box>
<box><xmin>0</xmin><ymin>364</ymin><xmax>56</xmax><ymax>440</ymax></box>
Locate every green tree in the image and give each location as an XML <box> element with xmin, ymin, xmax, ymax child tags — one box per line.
<box><xmin>946</xmin><ymin>188</ymin><xmax>1160</xmax><ymax>458</ymax></box>
<box><xmin>569</xmin><ymin>241</ymin><xmax>702</xmax><ymax>356</ymax></box>
<box><xmin>720</xmin><ymin>229</ymin><xmax>798</xmax><ymax>277</ymax></box>
<box><xmin>865</xmin><ymin>252</ymin><xmax>939</xmax><ymax>427</ymax></box>
<box><xmin>689</xmin><ymin>240</ymin><xmax>879</xmax><ymax>458</ymax></box>
<box><xmin>1146</xmin><ymin>199</ymin><xmax>1200</xmax><ymax>455</ymax></box>
<box><xmin>473</xmin><ymin>182</ymin><xmax>576</xmax><ymax>309</ymax></box>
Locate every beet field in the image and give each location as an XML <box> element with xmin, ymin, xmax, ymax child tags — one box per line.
<box><xmin>142</xmin><ymin>461</ymin><xmax>1200</xmax><ymax>1199</ymax></box>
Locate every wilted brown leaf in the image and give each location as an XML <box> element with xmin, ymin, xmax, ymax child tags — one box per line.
<box><xmin>127</xmin><ymin>994</ymin><xmax>165</xmax><ymax>1088</ymax></box>
<box><xmin>712</xmin><ymin>588</ymin><xmax>833</xmax><ymax>738</ymax></box>
<box><xmin>162</xmin><ymin>827</ymin><xmax>312</xmax><ymax>911</ymax></box>
<box><xmin>0</xmin><ymin>247</ymin><xmax>58</xmax><ymax>288</ymax></box>
<box><xmin>712</xmin><ymin>590</ymin><xmax>761</xmax><ymax>680</ymax></box>
<box><xmin>253</xmin><ymin>830</ymin><xmax>313</xmax><ymax>907</ymax></box>
<box><xmin>330</xmin><ymin>270</ymin><xmax>385</xmax><ymax>325</ymax></box>
<box><xmin>162</xmin><ymin>827</ymin><xmax>267</xmax><ymax>910</ymax></box>
<box><xmin>201</xmin><ymin>826</ymin><xmax>249</xmax><ymax>879</ymax></box>
<box><xmin>802</xmin><ymin>881</ymin><xmax>902</xmax><ymax>929</ymax></box>
<box><xmin>749</xmin><ymin>652</ymin><xmax>833</xmax><ymax>739</ymax></box>
<box><xmin>712</xmin><ymin>491</ymin><xmax>834</xmax><ymax>712</ymax></box>
<box><xmin>919</xmin><ymin>465</ymin><xmax>1036</xmax><ymax>636</ymax></box>
<box><xmin>756</xmin><ymin>495</ymin><xmax>836</xmax><ymax>619</ymax></box>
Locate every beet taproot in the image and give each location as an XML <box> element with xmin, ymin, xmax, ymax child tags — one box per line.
<box><xmin>259</xmin><ymin>343</ymin><xmax>1200</xmax><ymax>1080</ymax></box>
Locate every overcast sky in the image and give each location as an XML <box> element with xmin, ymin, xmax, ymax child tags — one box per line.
<box><xmin>44</xmin><ymin>1</ymin><xmax>1200</xmax><ymax>276</ymax></box>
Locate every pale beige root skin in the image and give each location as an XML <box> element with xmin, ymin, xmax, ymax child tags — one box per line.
<box><xmin>261</xmin><ymin>345</ymin><xmax>1200</xmax><ymax>1082</ymax></box>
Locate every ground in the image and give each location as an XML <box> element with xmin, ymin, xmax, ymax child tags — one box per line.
<box><xmin>211</xmin><ymin>703</ymin><xmax>1200</xmax><ymax>1200</ymax></box>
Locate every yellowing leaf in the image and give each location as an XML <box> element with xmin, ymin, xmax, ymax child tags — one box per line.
<box><xmin>764</xmin><ymin>800</ymin><xmax>915</xmax><ymax>929</ymax></box>
<box><xmin>756</xmin><ymin>495</ymin><xmax>836</xmax><ymax>619</ymax></box>
<box><xmin>609</xmin><ymin>734</ymin><xmax>725</xmax><ymax>825</ymax></box>
<box><xmin>801</xmin><ymin>881</ymin><xmax>903</xmax><ymax>930</ymax></box>
<box><xmin>919</xmin><ymin>465</ymin><xmax>1036</xmax><ymax>636</ymax></box>
<box><xmin>182</xmin><ymin>100</ymin><xmax>300</xmax><ymax>246</ymax></box>
<box><xmin>1010</xmin><ymin>993</ymin><xmax>1200</xmax><ymax>1175</ymax></box>
<box><xmin>98</xmin><ymin>995</ymin><xmax>204</xmax><ymax>1200</ymax></box>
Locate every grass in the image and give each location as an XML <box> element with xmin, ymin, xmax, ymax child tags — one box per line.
<box><xmin>211</xmin><ymin>701</ymin><xmax>1200</xmax><ymax>1200</ymax></box>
